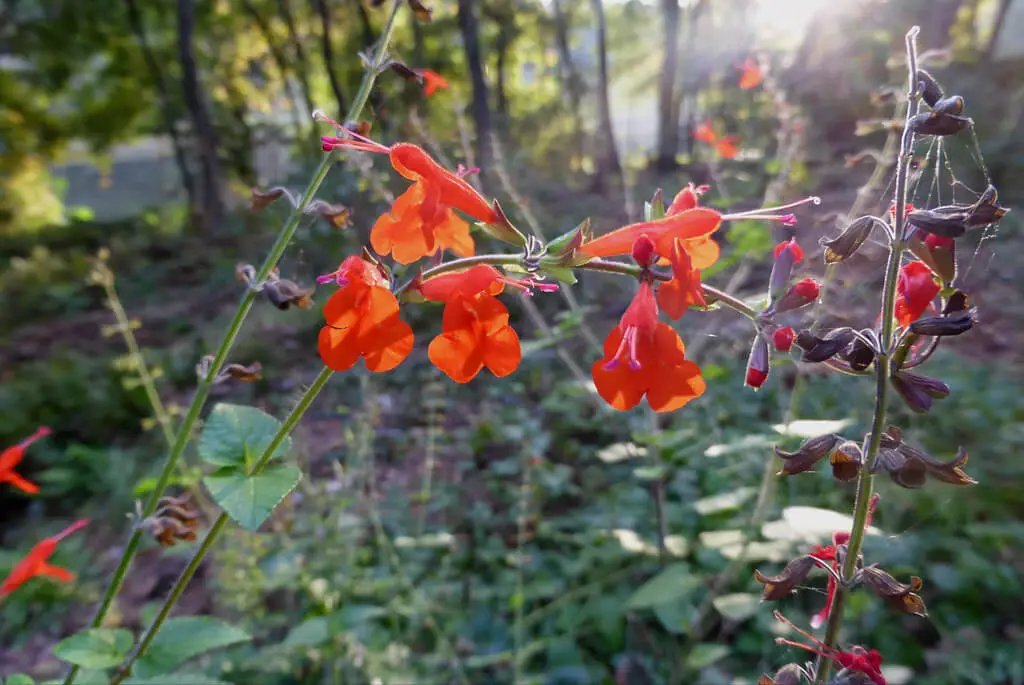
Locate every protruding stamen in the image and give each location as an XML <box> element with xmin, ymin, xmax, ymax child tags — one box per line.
<box><xmin>724</xmin><ymin>196</ymin><xmax>821</xmax><ymax>224</ymax></box>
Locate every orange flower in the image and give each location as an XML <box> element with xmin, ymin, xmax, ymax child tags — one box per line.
<box><xmin>715</xmin><ymin>136</ymin><xmax>739</xmax><ymax>159</ymax></box>
<box><xmin>666</xmin><ymin>183</ymin><xmax>709</xmax><ymax>215</ymax></box>
<box><xmin>1</xmin><ymin>519</ymin><xmax>89</xmax><ymax>597</ymax></box>
<box><xmin>0</xmin><ymin>427</ymin><xmax>51</xmax><ymax>494</ymax></box>
<box><xmin>419</xmin><ymin>69</ymin><xmax>450</xmax><ymax>96</ymax></box>
<box><xmin>318</xmin><ymin>256</ymin><xmax>414</xmax><ymax>373</ymax></box>
<box><xmin>694</xmin><ymin>121</ymin><xmax>717</xmax><ymax>144</ymax></box>
<box><xmin>418</xmin><ymin>264</ymin><xmax>558</xmax><ymax>302</ymax></box>
<box><xmin>319</xmin><ymin>116</ymin><xmax>498</xmax><ymax>264</ymax></box>
<box><xmin>428</xmin><ymin>292</ymin><xmax>521</xmax><ymax>383</ymax></box>
<box><xmin>592</xmin><ymin>282</ymin><xmax>705</xmax><ymax>412</ymax></box>
<box><xmin>739</xmin><ymin>57</ymin><xmax>763</xmax><ymax>89</ymax></box>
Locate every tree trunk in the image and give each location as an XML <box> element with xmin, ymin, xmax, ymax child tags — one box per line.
<box><xmin>654</xmin><ymin>0</ymin><xmax>681</xmax><ymax>171</ymax></box>
<box><xmin>984</xmin><ymin>0</ymin><xmax>1012</xmax><ymax>61</ymax></box>
<box><xmin>354</xmin><ymin>0</ymin><xmax>377</xmax><ymax>47</ymax></box>
<box><xmin>123</xmin><ymin>0</ymin><xmax>197</xmax><ymax>212</ymax></box>
<box><xmin>177</xmin><ymin>0</ymin><xmax>225</xmax><ymax>231</ymax></box>
<box><xmin>552</xmin><ymin>0</ymin><xmax>585</xmax><ymax>164</ymax></box>
<box><xmin>495</xmin><ymin>17</ymin><xmax>512</xmax><ymax>126</ymax></box>
<box><xmin>311</xmin><ymin>0</ymin><xmax>347</xmax><ymax>116</ymax></box>
<box><xmin>590</xmin><ymin>0</ymin><xmax>621</xmax><ymax>187</ymax></box>
<box><xmin>457</xmin><ymin>0</ymin><xmax>493</xmax><ymax>173</ymax></box>
<box><xmin>671</xmin><ymin>0</ymin><xmax>708</xmax><ymax>162</ymax></box>
<box><xmin>276</xmin><ymin>0</ymin><xmax>317</xmax><ymax>121</ymax></box>
<box><xmin>240</xmin><ymin>0</ymin><xmax>306</xmax><ymax>141</ymax></box>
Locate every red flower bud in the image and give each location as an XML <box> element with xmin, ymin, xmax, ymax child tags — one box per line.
<box><xmin>631</xmin><ymin>234</ymin><xmax>657</xmax><ymax>268</ymax></box>
<box><xmin>773</xmin><ymin>238</ymin><xmax>804</xmax><ymax>263</ymax></box>
<box><xmin>772</xmin><ymin>278</ymin><xmax>820</xmax><ymax>313</ymax></box>
<box><xmin>745</xmin><ymin>336</ymin><xmax>770</xmax><ymax>389</ymax></box>
<box><xmin>772</xmin><ymin>326</ymin><xmax>795</xmax><ymax>352</ymax></box>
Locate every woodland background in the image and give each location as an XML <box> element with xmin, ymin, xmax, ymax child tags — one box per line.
<box><xmin>2</xmin><ymin>0</ymin><xmax>1024</xmax><ymax>682</ymax></box>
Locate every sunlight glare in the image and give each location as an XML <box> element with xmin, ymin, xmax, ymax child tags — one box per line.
<box><xmin>754</xmin><ymin>0</ymin><xmax>846</xmax><ymax>47</ymax></box>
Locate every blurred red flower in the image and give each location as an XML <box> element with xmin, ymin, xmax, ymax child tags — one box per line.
<box><xmin>1</xmin><ymin>519</ymin><xmax>90</xmax><ymax>597</ymax></box>
<box><xmin>0</xmin><ymin>427</ymin><xmax>51</xmax><ymax>494</ymax></box>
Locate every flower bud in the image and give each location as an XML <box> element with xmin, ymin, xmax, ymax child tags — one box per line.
<box><xmin>250</xmin><ymin>186</ymin><xmax>291</xmax><ymax>210</ymax></box>
<box><xmin>773</xmin><ymin>326</ymin><xmax>796</xmax><ymax>352</ymax></box>
<box><xmin>219</xmin><ymin>362</ymin><xmax>263</xmax><ymax>383</ymax></box>
<box><xmin>968</xmin><ymin>184</ymin><xmax>1009</xmax><ymax>226</ymax></box>
<box><xmin>760</xmin><ymin>664</ymin><xmax>804</xmax><ymax>685</ymax></box>
<box><xmin>857</xmin><ymin>566</ymin><xmax>928</xmax><ymax>618</ymax></box>
<box><xmin>796</xmin><ymin>328</ymin><xmax>855</xmax><ymax>363</ymax></box>
<box><xmin>906</xmin><ymin>208</ymin><xmax>969</xmax><ymax>239</ymax></box>
<box><xmin>907</xmin><ymin>111</ymin><xmax>971</xmax><ymax>136</ymax></box>
<box><xmin>632</xmin><ymin>234</ymin><xmax>657</xmax><ymax>268</ymax></box>
<box><xmin>745</xmin><ymin>335</ymin><xmax>770</xmax><ymax>389</ymax></box>
<box><xmin>306</xmin><ymin>199</ymin><xmax>353</xmax><ymax>228</ymax></box>
<box><xmin>891</xmin><ymin>371</ymin><xmax>950</xmax><ymax>414</ymax></box>
<box><xmin>772</xmin><ymin>278</ymin><xmax>820</xmax><ymax>313</ymax></box>
<box><xmin>263</xmin><ymin>279</ymin><xmax>314</xmax><ymax>310</ymax></box>
<box><xmin>916</xmin><ymin>69</ymin><xmax>943</xmax><ymax>107</ymax></box>
<box><xmin>754</xmin><ymin>555</ymin><xmax>817</xmax><ymax>601</ymax></box>
<box><xmin>768</xmin><ymin>239</ymin><xmax>801</xmax><ymax>300</ymax></box>
<box><xmin>820</xmin><ymin>216</ymin><xmax>875</xmax><ymax>264</ymax></box>
<box><xmin>898</xmin><ymin>444</ymin><xmax>977</xmax><ymax>486</ymax></box>
<box><xmin>775</xmin><ymin>433</ymin><xmax>843</xmax><ymax>476</ymax></box>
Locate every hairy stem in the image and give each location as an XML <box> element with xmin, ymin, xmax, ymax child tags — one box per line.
<box><xmin>813</xmin><ymin>25</ymin><xmax>920</xmax><ymax>684</ymax></box>
<box><xmin>113</xmin><ymin>367</ymin><xmax>335</xmax><ymax>682</ymax></box>
<box><xmin>67</xmin><ymin>4</ymin><xmax>403</xmax><ymax>683</ymax></box>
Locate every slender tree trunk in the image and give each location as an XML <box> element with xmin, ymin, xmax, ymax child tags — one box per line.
<box><xmin>311</xmin><ymin>0</ymin><xmax>347</xmax><ymax>116</ymax></box>
<box><xmin>495</xmin><ymin>17</ymin><xmax>512</xmax><ymax>126</ymax></box>
<box><xmin>672</xmin><ymin>0</ymin><xmax>707</xmax><ymax>161</ymax></box>
<box><xmin>276</xmin><ymin>0</ymin><xmax>317</xmax><ymax>120</ymax></box>
<box><xmin>124</xmin><ymin>0</ymin><xmax>197</xmax><ymax>211</ymax></box>
<box><xmin>354</xmin><ymin>0</ymin><xmax>377</xmax><ymax>47</ymax></box>
<box><xmin>457</xmin><ymin>0</ymin><xmax>493</xmax><ymax>173</ymax></box>
<box><xmin>177</xmin><ymin>0</ymin><xmax>225</xmax><ymax>230</ymax></box>
<box><xmin>984</xmin><ymin>0</ymin><xmax>1012</xmax><ymax>61</ymax></box>
<box><xmin>552</xmin><ymin>0</ymin><xmax>585</xmax><ymax>166</ymax></box>
<box><xmin>590</xmin><ymin>0</ymin><xmax>621</xmax><ymax>187</ymax></box>
<box><xmin>240</xmin><ymin>0</ymin><xmax>305</xmax><ymax>141</ymax></box>
<box><xmin>654</xmin><ymin>0</ymin><xmax>681</xmax><ymax>170</ymax></box>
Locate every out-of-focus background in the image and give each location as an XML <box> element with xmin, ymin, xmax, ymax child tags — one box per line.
<box><xmin>2</xmin><ymin>0</ymin><xmax>1023</xmax><ymax>682</ymax></box>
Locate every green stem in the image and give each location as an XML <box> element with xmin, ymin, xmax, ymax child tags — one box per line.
<box><xmin>813</xmin><ymin>25</ymin><xmax>920</xmax><ymax>684</ymax></box>
<box><xmin>67</xmin><ymin>4</ymin><xmax>403</xmax><ymax>683</ymax></box>
<box><xmin>113</xmin><ymin>367</ymin><xmax>335</xmax><ymax>683</ymax></box>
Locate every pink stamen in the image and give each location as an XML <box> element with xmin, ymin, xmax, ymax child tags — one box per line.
<box><xmin>456</xmin><ymin>164</ymin><xmax>480</xmax><ymax>178</ymax></box>
<box><xmin>724</xmin><ymin>196</ymin><xmax>821</xmax><ymax>224</ymax></box>
<box><xmin>18</xmin><ymin>427</ymin><xmax>53</xmax><ymax>450</ymax></box>
<box><xmin>51</xmin><ymin>518</ymin><xmax>90</xmax><ymax>543</ymax></box>
<box><xmin>316</xmin><ymin>271</ymin><xmax>350</xmax><ymax>287</ymax></box>
<box><xmin>606</xmin><ymin>326</ymin><xmax>642</xmax><ymax>371</ymax></box>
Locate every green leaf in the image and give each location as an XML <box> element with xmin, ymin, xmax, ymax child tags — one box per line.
<box><xmin>134</xmin><ymin>616</ymin><xmax>250</xmax><ymax>677</ymax></box>
<box><xmin>53</xmin><ymin>628</ymin><xmax>133</xmax><ymax>668</ymax></box>
<box><xmin>693</xmin><ymin>487</ymin><xmax>757</xmax><ymax>515</ymax></box>
<box><xmin>284</xmin><ymin>616</ymin><xmax>331</xmax><ymax>648</ymax></box>
<box><xmin>540</xmin><ymin>265</ymin><xmax>577</xmax><ymax>285</ymax></box>
<box><xmin>124</xmin><ymin>675</ymin><xmax>233</xmax><ymax>685</ymax></box>
<box><xmin>198</xmin><ymin>403</ymin><xmax>292</xmax><ymax>470</ymax></box>
<box><xmin>712</xmin><ymin>593</ymin><xmax>761</xmax><ymax>622</ymax></box>
<box><xmin>627</xmin><ymin>564</ymin><xmax>702</xmax><ymax>609</ymax></box>
<box><xmin>203</xmin><ymin>464</ymin><xmax>301</xmax><ymax>531</ymax></box>
<box><xmin>685</xmin><ymin>643</ymin><xmax>730</xmax><ymax>670</ymax></box>
<box><xmin>7</xmin><ymin>675</ymin><xmax>36</xmax><ymax>685</ymax></box>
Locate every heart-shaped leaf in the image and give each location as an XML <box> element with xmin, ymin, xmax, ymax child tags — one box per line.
<box><xmin>203</xmin><ymin>464</ymin><xmax>301</xmax><ymax>531</ymax></box>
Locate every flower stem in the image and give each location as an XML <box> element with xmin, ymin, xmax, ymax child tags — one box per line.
<box><xmin>65</xmin><ymin>4</ymin><xmax>403</xmax><ymax>683</ymax></box>
<box><xmin>112</xmin><ymin>367</ymin><xmax>335</xmax><ymax>683</ymax></box>
<box><xmin>813</xmin><ymin>25</ymin><xmax>920</xmax><ymax>684</ymax></box>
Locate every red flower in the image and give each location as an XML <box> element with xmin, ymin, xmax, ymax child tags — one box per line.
<box><xmin>592</xmin><ymin>282</ymin><xmax>706</xmax><ymax>412</ymax></box>
<box><xmin>428</xmin><ymin>292</ymin><xmax>521</xmax><ymax>383</ymax></box>
<box><xmin>924</xmin><ymin>234</ymin><xmax>954</xmax><ymax>250</ymax></box>
<box><xmin>318</xmin><ymin>256</ymin><xmax>414</xmax><ymax>373</ymax></box>
<box><xmin>745</xmin><ymin>336</ymin><xmax>770</xmax><ymax>389</ymax></box>
<box><xmin>739</xmin><ymin>57</ymin><xmax>764</xmax><ymax>89</ymax></box>
<box><xmin>418</xmin><ymin>264</ymin><xmax>557</xmax><ymax>302</ymax></box>
<box><xmin>774</xmin><ymin>612</ymin><xmax>886</xmax><ymax>685</ymax></box>
<box><xmin>419</xmin><ymin>68</ymin><xmax>449</xmax><ymax>96</ymax></box>
<box><xmin>773</xmin><ymin>238</ymin><xmax>804</xmax><ymax>263</ymax></box>
<box><xmin>0</xmin><ymin>427</ymin><xmax>51</xmax><ymax>494</ymax></box>
<box><xmin>808</xmin><ymin>494</ymin><xmax>879</xmax><ymax>629</ymax></box>
<box><xmin>773</xmin><ymin>326</ymin><xmax>795</xmax><ymax>352</ymax></box>
<box><xmin>1</xmin><ymin>519</ymin><xmax>90</xmax><ymax>597</ymax></box>
<box><xmin>894</xmin><ymin>261</ymin><xmax>940</xmax><ymax>328</ymax></box>
<box><xmin>319</xmin><ymin>117</ymin><xmax>498</xmax><ymax>264</ymax></box>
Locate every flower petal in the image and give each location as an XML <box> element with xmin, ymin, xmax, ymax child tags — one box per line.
<box><xmin>483</xmin><ymin>325</ymin><xmax>521</xmax><ymax>378</ymax></box>
<box><xmin>318</xmin><ymin>325</ymin><xmax>362</xmax><ymax>372</ymax></box>
<box><xmin>591</xmin><ymin>328</ymin><xmax>646</xmax><ymax>411</ymax></box>
<box><xmin>582</xmin><ymin>208</ymin><xmax>722</xmax><ymax>258</ymax></box>
<box><xmin>643</xmin><ymin>324</ymin><xmax>706</xmax><ymax>412</ymax></box>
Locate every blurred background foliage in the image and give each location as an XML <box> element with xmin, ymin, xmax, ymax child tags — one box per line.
<box><xmin>2</xmin><ymin>0</ymin><xmax>1024</xmax><ymax>682</ymax></box>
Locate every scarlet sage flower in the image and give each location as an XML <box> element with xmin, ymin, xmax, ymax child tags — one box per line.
<box><xmin>739</xmin><ymin>57</ymin><xmax>764</xmax><ymax>89</ymax></box>
<box><xmin>0</xmin><ymin>427</ymin><xmax>52</xmax><ymax>494</ymax></box>
<box><xmin>715</xmin><ymin>136</ymin><xmax>739</xmax><ymax>160</ymax></box>
<box><xmin>773</xmin><ymin>612</ymin><xmax>886</xmax><ymax>685</ymax></box>
<box><xmin>1</xmin><ymin>519</ymin><xmax>90</xmax><ymax>597</ymax></box>
<box><xmin>592</xmin><ymin>281</ymin><xmax>706</xmax><ymax>412</ymax></box>
<box><xmin>318</xmin><ymin>115</ymin><xmax>498</xmax><ymax>264</ymax></box>
<box><xmin>318</xmin><ymin>256</ymin><xmax>414</xmax><ymax>373</ymax></box>
<box><xmin>418</xmin><ymin>69</ymin><xmax>449</xmax><ymax>96</ymax></box>
<box><xmin>694</xmin><ymin>121</ymin><xmax>717</xmax><ymax>144</ymax></box>
<box><xmin>894</xmin><ymin>261</ymin><xmax>940</xmax><ymax>328</ymax></box>
<box><xmin>420</xmin><ymin>265</ymin><xmax>556</xmax><ymax>383</ymax></box>
<box><xmin>428</xmin><ymin>293</ymin><xmax>521</xmax><ymax>383</ymax></box>
<box><xmin>808</xmin><ymin>494</ymin><xmax>879</xmax><ymax>629</ymax></box>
